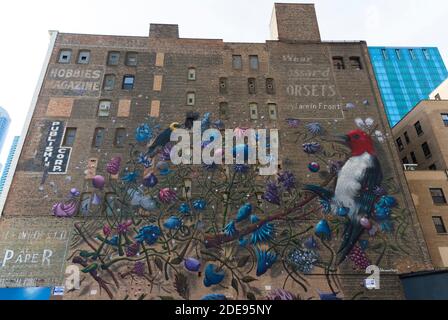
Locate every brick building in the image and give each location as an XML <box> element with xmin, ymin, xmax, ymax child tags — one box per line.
<box><xmin>0</xmin><ymin>3</ymin><xmax>432</xmax><ymax>300</ymax></box>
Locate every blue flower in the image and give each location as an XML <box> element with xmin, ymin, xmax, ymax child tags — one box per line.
<box><xmin>135</xmin><ymin>123</ymin><xmax>153</xmax><ymax>143</ymax></box>
<box><xmin>255</xmin><ymin>247</ymin><xmax>277</xmax><ymax>276</ymax></box>
<box><xmin>201</xmin><ymin>294</ymin><xmax>227</xmax><ymax>301</ymax></box>
<box><xmin>164</xmin><ymin>216</ymin><xmax>182</xmax><ymax>230</ymax></box>
<box><xmin>336</xmin><ymin>206</ymin><xmax>349</xmax><ymax>217</ymax></box>
<box><xmin>236</xmin><ymin>203</ymin><xmax>253</xmax><ymax>222</ymax></box>
<box><xmin>306</xmin><ymin>122</ymin><xmax>323</xmax><ymax>135</ymax></box>
<box><xmin>277</xmin><ymin>171</ymin><xmax>296</xmax><ymax>191</ymax></box>
<box><xmin>287</xmin><ymin>248</ymin><xmax>318</xmax><ymax>274</ymax></box>
<box><xmin>303</xmin><ymin>236</ymin><xmax>318</xmax><ymax>250</ymax></box>
<box><xmin>178</xmin><ymin>203</ymin><xmax>191</xmax><ymax>215</ymax></box>
<box><xmin>250</xmin><ymin>215</ymin><xmax>261</xmax><ymax>224</ymax></box>
<box><xmin>193</xmin><ymin>199</ymin><xmax>207</xmax><ymax>211</ymax></box>
<box><xmin>374</xmin><ymin>204</ymin><xmax>391</xmax><ymax>221</ymax></box>
<box><xmin>251</xmin><ymin>223</ymin><xmax>275</xmax><ymax>244</ymax></box>
<box><xmin>104</xmin><ymin>235</ymin><xmax>119</xmax><ymax>247</ymax></box>
<box><xmin>121</xmin><ymin>171</ymin><xmax>139</xmax><ymax>183</ymax></box>
<box><xmin>223</xmin><ymin>220</ymin><xmax>237</xmax><ymax>237</ymax></box>
<box><xmin>204</xmin><ymin>264</ymin><xmax>225</xmax><ymax>287</ymax></box>
<box><xmin>137</xmin><ymin>153</ymin><xmax>152</xmax><ymax>168</ymax></box>
<box><xmin>135</xmin><ymin>225</ymin><xmax>161</xmax><ymax>245</ymax></box>
<box><xmin>377</xmin><ymin>196</ymin><xmax>398</xmax><ymax>208</ymax></box>
<box><xmin>315</xmin><ymin>219</ymin><xmax>331</xmax><ymax>240</ymax></box>
<box><xmin>238</xmin><ymin>237</ymin><xmax>248</xmax><ymax>247</ymax></box>
<box><xmin>234</xmin><ymin>164</ymin><xmax>249</xmax><ymax>174</ymax></box>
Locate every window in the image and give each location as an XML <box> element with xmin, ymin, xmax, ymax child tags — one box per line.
<box><xmin>249</xmin><ymin>55</ymin><xmax>259</xmax><ymax>70</ymax></box>
<box><xmin>248</xmin><ymin>78</ymin><xmax>256</xmax><ymax>94</ymax></box>
<box><xmin>332</xmin><ymin>57</ymin><xmax>345</xmax><ymax>70</ymax></box>
<box><xmin>79</xmin><ymin>193</ymin><xmax>92</xmax><ymax>215</ymax></box>
<box><xmin>266</xmin><ymin>78</ymin><xmax>275</xmax><ymax>94</ymax></box>
<box><xmin>422</xmin><ymin>142</ymin><xmax>432</xmax><ymax>158</ymax></box>
<box><xmin>409</xmin><ymin>49</ymin><xmax>416</xmax><ymax>60</ymax></box>
<box><xmin>122</xmin><ymin>75</ymin><xmax>135</xmax><ymax>90</ymax></box>
<box><xmin>402</xmin><ymin>157</ymin><xmax>409</xmax><ymax>164</ymax></box>
<box><xmin>430</xmin><ymin>188</ymin><xmax>447</xmax><ymax>205</ymax></box>
<box><xmin>187</xmin><ymin>92</ymin><xmax>195</xmax><ymax>106</ymax></box>
<box><xmin>188</xmin><ymin>68</ymin><xmax>196</xmax><ymax>81</ymax></box>
<box><xmin>93</xmin><ymin>128</ymin><xmax>105</xmax><ymax>148</ymax></box>
<box><xmin>125</xmin><ymin>52</ymin><xmax>138</xmax><ymax>66</ymax></box>
<box><xmin>98</xmin><ymin>100</ymin><xmax>111</xmax><ymax>117</ymax></box>
<box><xmin>62</xmin><ymin>128</ymin><xmax>77</xmax><ymax>147</ymax></box>
<box><xmin>249</xmin><ymin>103</ymin><xmax>258</xmax><ymax>120</ymax></box>
<box><xmin>58</xmin><ymin>50</ymin><xmax>72</xmax><ymax>64</ymax></box>
<box><xmin>219</xmin><ymin>77</ymin><xmax>227</xmax><ymax>94</ymax></box>
<box><xmin>103</xmin><ymin>74</ymin><xmax>116</xmax><ymax>91</ymax></box>
<box><xmin>349</xmin><ymin>57</ymin><xmax>362</xmax><ymax>70</ymax></box>
<box><xmin>381</xmin><ymin>49</ymin><xmax>388</xmax><ymax>60</ymax></box>
<box><xmin>77</xmin><ymin>50</ymin><xmax>90</xmax><ymax>64</ymax></box>
<box><xmin>429</xmin><ymin>164</ymin><xmax>437</xmax><ymax>170</ymax></box>
<box><xmin>404</xmin><ymin>131</ymin><xmax>410</xmax><ymax>144</ymax></box>
<box><xmin>396</xmin><ymin>137</ymin><xmax>404</xmax><ymax>151</ymax></box>
<box><xmin>411</xmin><ymin>152</ymin><xmax>418</xmax><ymax>164</ymax></box>
<box><xmin>422</xmin><ymin>48</ymin><xmax>431</xmax><ymax>60</ymax></box>
<box><xmin>442</xmin><ymin>114</ymin><xmax>448</xmax><ymax>126</ymax></box>
<box><xmin>114</xmin><ymin>128</ymin><xmax>127</xmax><ymax>147</ymax></box>
<box><xmin>232</xmin><ymin>55</ymin><xmax>242</xmax><ymax>70</ymax></box>
<box><xmin>219</xmin><ymin>102</ymin><xmax>229</xmax><ymax>119</ymax></box>
<box><xmin>395</xmin><ymin>49</ymin><xmax>401</xmax><ymax>60</ymax></box>
<box><xmin>268</xmin><ymin>104</ymin><xmax>277</xmax><ymax>120</ymax></box>
<box><xmin>433</xmin><ymin>217</ymin><xmax>447</xmax><ymax>234</ymax></box>
<box><xmin>105</xmin><ymin>193</ymin><xmax>117</xmax><ymax>216</ymax></box>
<box><xmin>107</xmin><ymin>51</ymin><xmax>120</xmax><ymax>65</ymax></box>
<box><xmin>414</xmin><ymin>121</ymin><xmax>423</xmax><ymax>136</ymax></box>
<box><xmin>435</xmin><ymin>94</ymin><xmax>442</xmax><ymax>101</ymax></box>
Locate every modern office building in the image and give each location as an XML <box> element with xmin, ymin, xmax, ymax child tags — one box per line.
<box><xmin>0</xmin><ymin>107</ymin><xmax>11</xmax><ymax>155</ymax></box>
<box><xmin>393</xmin><ymin>100</ymin><xmax>448</xmax><ymax>268</ymax></box>
<box><xmin>0</xmin><ymin>3</ymin><xmax>431</xmax><ymax>300</ymax></box>
<box><xmin>0</xmin><ymin>136</ymin><xmax>20</xmax><ymax>196</ymax></box>
<box><xmin>369</xmin><ymin>47</ymin><xmax>448</xmax><ymax>126</ymax></box>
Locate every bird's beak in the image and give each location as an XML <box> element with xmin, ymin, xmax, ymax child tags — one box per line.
<box><xmin>324</xmin><ymin>134</ymin><xmax>350</xmax><ymax>146</ymax></box>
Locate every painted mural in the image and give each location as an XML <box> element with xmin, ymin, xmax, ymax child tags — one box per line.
<box><xmin>52</xmin><ymin>109</ymin><xmax>420</xmax><ymax>301</ymax></box>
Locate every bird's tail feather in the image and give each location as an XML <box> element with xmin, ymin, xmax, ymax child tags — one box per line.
<box><xmin>336</xmin><ymin>219</ymin><xmax>364</xmax><ymax>265</ymax></box>
<box><xmin>303</xmin><ymin>185</ymin><xmax>334</xmax><ymax>202</ymax></box>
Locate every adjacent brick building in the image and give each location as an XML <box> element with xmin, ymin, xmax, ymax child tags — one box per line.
<box><xmin>0</xmin><ymin>3</ymin><xmax>432</xmax><ymax>300</ymax></box>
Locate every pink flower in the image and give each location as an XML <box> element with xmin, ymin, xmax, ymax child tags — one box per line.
<box><xmin>103</xmin><ymin>224</ymin><xmax>112</xmax><ymax>237</ymax></box>
<box><xmin>159</xmin><ymin>188</ymin><xmax>177</xmax><ymax>203</ymax></box>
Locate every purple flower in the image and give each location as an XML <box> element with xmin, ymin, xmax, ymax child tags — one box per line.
<box><xmin>133</xmin><ymin>262</ymin><xmax>145</xmax><ymax>276</ymax></box>
<box><xmin>303</xmin><ymin>142</ymin><xmax>321</xmax><ymax>154</ymax></box>
<box><xmin>263</xmin><ymin>181</ymin><xmax>281</xmax><ymax>205</ymax></box>
<box><xmin>126</xmin><ymin>243</ymin><xmax>140</xmax><ymax>257</ymax></box>
<box><xmin>137</xmin><ymin>153</ymin><xmax>152</xmax><ymax>168</ymax></box>
<box><xmin>103</xmin><ymin>224</ymin><xmax>112</xmax><ymax>237</ymax></box>
<box><xmin>277</xmin><ymin>171</ymin><xmax>296</xmax><ymax>191</ymax></box>
<box><xmin>306</xmin><ymin>122</ymin><xmax>323</xmax><ymax>135</ymax></box>
<box><xmin>286</xmin><ymin>119</ymin><xmax>300</xmax><ymax>128</ymax></box>
<box><xmin>373</xmin><ymin>186</ymin><xmax>387</xmax><ymax>197</ymax></box>
<box><xmin>266</xmin><ymin>289</ymin><xmax>299</xmax><ymax>301</ymax></box>
<box><xmin>159</xmin><ymin>188</ymin><xmax>177</xmax><ymax>203</ymax></box>
<box><xmin>117</xmin><ymin>220</ymin><xmax>132</xmax><ymax>234</ymax></box>
<box><xmin>160</xmin><ymin>144</ymin><xmax>173</xmax><ymax>162</ymax></box>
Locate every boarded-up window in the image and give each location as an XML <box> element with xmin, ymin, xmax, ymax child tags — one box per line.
<box><xmin>219</xmin><ymin>102</ymin><xmax>229</xmax><ymax>119</ymax></box>
<box><xmin>117</xmin><ymin>99</ymin><xmax>131</xmax><ymax>117</ymax></box>
<box><xmin>155</xmin><ymin>52</ymin><xmax>165</xmax><ymax>67</ymax></box>
<box><xmin>114</xmin><ymin>128</ymin><xmax>127</xmax><ymax>147</ymax></box>
<box><xmin>93</xmin><ymin>128</ymin><xmax>105</xmax><ymax>148</ymax></box>
<box><xmin>62</xmin><ymin>128</ymin><xmax>77</xmax><ymax>147</ymax></box>
<box><xmin>153</xmin><ymin>75</ymin><xmax>163</xmax><ymax>91</ymax></box>
<box><xmin>248</xmin><ymin>78</ymin><xmax>256</xmax><ymax>94</ymax></box>
<box><xmin>85</xmin><ymin>158</ymin><xmax>98</xmax><ymax>179</ymax></box>
<box><xmin>249</xmin><ymin>103</ymin><xmax>258</xmax><ymax>120</ymax></box>
<box><xmin>249</xmin><ymin>55</ymin><xmax>259</xmax><ymax>70</ymax></box>
<box><xmin>46</xmin><ymin>98</ymin><xmax>74</xmax><ymax>117</ymax></box>
<box><xmin>125</xmin><ymin>52</ymin><xmax>138</xmax><ymax>66</ymax></box>
<box><xmin>268</xmin><ymin>104</ymin><xmax>277</xmax><ymax>120</ymax></box>
<box><xmin>151</xmin><ymin>100</ymin><xmax>160</xmax><ymax>117</ymax></box>
<box><xmin>232</xmin><ymin>55</ymin><xmax>242</xmax><ymax>70</ymax></box>
<box><xmin>219</xmin><ymin>77</ymin><xmax>227</xmax><ymax>94</ymax></box>
<box><xmin>107</xmin><ymin>51</ymin><xmax>120</xmax><ymax>66</ymax></box>
<box><xmin>103</xmin><ymin>74</ymin><xmax>115</xmax><ymax>91</ymax></box>
<box><xmin>333</xmin><ymin>56</ymin><xmax>345</xmax><ymax>70</ymax></box>
<box><xmin>349</xmin><ymin>57</ymin><xmax>363</xmax><ymax>70</ymax></box>
<box><xmin>266</xmin><ymin>78</ymin><xmax>275</xmax><ymax>94</ymax></box>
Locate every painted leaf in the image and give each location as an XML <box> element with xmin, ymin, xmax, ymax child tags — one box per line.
<box><xmin>231</xmin><ymin>277</ymin><xmax>239</xmax><ymax>294</ymax></box>
<box><xmin>247</xmin><ymin>292</ymin><xmax>257</xmax><ymax>300</ymax></box>
<box><xmin>174</xmin><ymin>273</ymin><xmax>190</xmax><ymax>300</ymax></box>
<box><xmin>154</xmin><ymin>257</ymin><xmax>164</xmax><ymax>271</ymax></box>
<box><xmin>242</xmin><ymin>276</ymin><xmax>257</xmax><ymax>283</ymax></box>
<box><xmin>237</xmin><ymin>256</ymin><xmax>250</xmax><ymax>268</ymax></box>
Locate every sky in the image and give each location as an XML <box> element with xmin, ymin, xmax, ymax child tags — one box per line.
<box><xmin>0</xmin><ymin>0</ymin><xmax>447</xmax><ymax>164</ymax></box>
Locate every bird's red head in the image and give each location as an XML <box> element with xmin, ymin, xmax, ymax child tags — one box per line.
<box><xmin>346</xmin><ymin>130</ymin><xmax>375</xmax><ymax>157</ymax></box>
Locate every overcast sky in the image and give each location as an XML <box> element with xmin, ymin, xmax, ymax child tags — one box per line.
<box><xmin>0</xmin><ymin>0</ymin><xmax>447</xmax><ymax>164</ymax></box>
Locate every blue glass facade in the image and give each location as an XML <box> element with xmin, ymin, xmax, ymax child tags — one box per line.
<box><xmin>0</xmin><ymin>107</ymin><xmax>11</xmax><ymax>155</ymax></box>
<box><xmin>369</xmin><ymin>47</ymin><xmax>448</xmax><ymax>127</ymax></box>
<box><xmin>0</xmin><ymin>136</ymin><xmax>20</xmax><ymax>196</ymax></box>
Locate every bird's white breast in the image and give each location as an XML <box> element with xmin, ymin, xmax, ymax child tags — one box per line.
<box><xmin>333</xmin><ymin>152</ymin><xmax>374</xmax><ymax>216</ymax></box>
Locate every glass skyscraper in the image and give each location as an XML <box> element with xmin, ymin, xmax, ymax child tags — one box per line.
<box><xmin>369</xmin><ymin>47</ymin><xmax>448</xmax><ymax>127</ymax></box>
<box><xmin>0</xmin><ymin>107</ymin><xmax>11</xmax><ymax>155</ymax></box>
<box><xmin>0</xmin><ymin>136</ymin><xmax>20</xmax><ymax>196</ymax></box>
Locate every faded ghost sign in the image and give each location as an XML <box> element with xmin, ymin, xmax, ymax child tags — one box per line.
<box><xmin>279</xmin><ymin>53</ymin><xmax>344</xmax><ymax>119</ymax></box>
<box><xmin>43</xmin><ymin>121</ymin><xmax>71</xmax><ymax>174</ymax></box>
<box><xmin>45</xmin><ymin>67</ymin><xmax>103</xmax><ymax>96</ymax></box>
<box><xmin>0</xmin><ymin>218</ymin><xmax>72</xmax><ymax>288</ymax></box>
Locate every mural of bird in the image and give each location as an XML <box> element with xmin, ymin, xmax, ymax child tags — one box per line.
<box><xmin>303</xmin><ymin>129</ymin><xmax>383</xmax><ymax>265</ymax></box>
<box><xmin>146</xmin><ymin>122</ymin><xmax>181</xmax><ymax>158</ymax></box>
